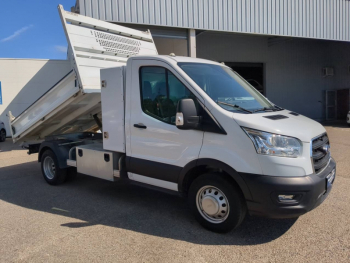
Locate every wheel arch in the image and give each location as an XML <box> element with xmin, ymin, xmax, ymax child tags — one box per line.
<box><xmin>38</xmin><ymin>146</ymin><xmax>50</xmax><ymax>162</ymax></box>
<box><xmin>178</xmin><ymin>158</ymin><xmax>252</xmax><ymax>200</ymax></box>
<box><xmin>38</xmin><ymin>141</ymin><xmax>70</xmax><ymax>169</ymax></box>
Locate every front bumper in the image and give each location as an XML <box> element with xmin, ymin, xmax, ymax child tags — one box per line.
<box><xmin>242</xmin><ymin>158</ymin><xmax>336</xmax><ymax>218</ymax></box>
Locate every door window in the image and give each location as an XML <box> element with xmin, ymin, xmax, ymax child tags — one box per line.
<box><xmin>140</xmin><ymin>66</ymin><xmax>195</xmax><ymax>125</ymax></box>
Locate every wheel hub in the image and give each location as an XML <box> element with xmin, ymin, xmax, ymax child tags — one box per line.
<box><xmin>43</xmin><ymin>156</ymin><xmax>55</xmax><ymax>180</ymax></box>
<box><xmin>201</xmin><ymin>196</ymin><xmax>219</xmax><ymax>215</ymax></box>
<box><xmin>196</xmin><ymin>186</ymin><xmax>230</xmax><ymax>223</ymax></box>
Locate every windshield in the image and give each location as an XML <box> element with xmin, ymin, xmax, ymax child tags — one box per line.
<box><xmin>178</xmin><ymin>62</ymin><xmax>274</xmax><ymax>113</ymax></box>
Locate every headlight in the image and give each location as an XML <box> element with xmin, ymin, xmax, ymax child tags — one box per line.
<box><xmin>242</xmin><ymin>127</ymin><xmax>302</xmax><ymax>158</ymax></box>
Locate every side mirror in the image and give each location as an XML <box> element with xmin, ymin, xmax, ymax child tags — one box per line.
<box><xmin>176</xmin><ymin>99</ymin><xmax>200</xmax><ymax>130</ymax></box>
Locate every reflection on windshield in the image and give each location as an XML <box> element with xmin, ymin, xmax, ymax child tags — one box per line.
<box><xmin>178</xmin><ymin>62</ymin><xmax>274</xmax><ymax>113</ymax></box>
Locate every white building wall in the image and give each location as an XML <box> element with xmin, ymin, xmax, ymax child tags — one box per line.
<box><xmin>0</xmin><ymin>59</ymin><xmax>72</xmax><ymax>136</ymax></box>
<box><xmin>197</xmin><ymin>33</ymin><xmax>350</xmax><ymax>120</ymax></box>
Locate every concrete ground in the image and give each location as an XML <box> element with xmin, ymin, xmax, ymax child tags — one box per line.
<box><xmin>0</xmin><ymin>126</ymin><xmax>349</xmax><ymax>263</ymax></box>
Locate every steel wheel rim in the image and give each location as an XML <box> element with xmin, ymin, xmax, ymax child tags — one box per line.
<box><xmin>43</xmin><ymin>156</ymin><xmax>55</xmax><ymax>180</ymax></box>
<box><xmin>196</xmin><ymin>185</ymin><xmax>230</xmax><ymax>224</ymax></box>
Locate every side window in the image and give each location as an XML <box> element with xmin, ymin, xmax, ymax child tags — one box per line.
<box><xmin>168</xmin><ymin>71</ymin><xmax>196</xmax><ymax>106</ymax></box>
<box><xmin>140</xmin><ymin>66</ymin><xmax>196</xmax><ymax>125</ymax></box>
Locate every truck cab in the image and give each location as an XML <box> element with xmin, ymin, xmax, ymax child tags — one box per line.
<box><xmin>96</xmin><ymin>55</ymin><xmax>336</xmax><ymax>232</ymax></box>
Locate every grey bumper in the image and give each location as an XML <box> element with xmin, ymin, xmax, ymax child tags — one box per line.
<box><xmin>241</xmin><ymin>158</ymin><xmax>336</xmax><ymax>218</ymax></box>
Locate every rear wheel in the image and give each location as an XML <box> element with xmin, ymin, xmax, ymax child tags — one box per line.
<box><xmin>0</xmin><ymin>129</ymin><xmax>6</xmax><ymax>142</ymax></box>
<box><xmin>188</xmin><ymin>173</ymin><xmax>247</xmax><ymax>233</ymax></box>
<box><xmin>41</xmin><ymin>150</ymin><xmax>67</xmax><ymax>185</ymax></box>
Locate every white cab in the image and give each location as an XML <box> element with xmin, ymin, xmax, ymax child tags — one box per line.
<box><xmin>126</xmin><ymin>58</ymin><xmax>204</xmax><ymax>168</ymax></box>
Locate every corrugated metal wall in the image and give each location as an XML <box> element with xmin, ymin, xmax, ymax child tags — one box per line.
<box><xmin>78</xmin><ymin>0</ymin><xmax>350</xmax><ymax>42</ymax></box>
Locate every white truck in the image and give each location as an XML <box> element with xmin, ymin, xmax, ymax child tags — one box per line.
<box><xmin>8</xmin><ymin>6</ymin><xmax>336</xmax><ymax>233</ymax></box>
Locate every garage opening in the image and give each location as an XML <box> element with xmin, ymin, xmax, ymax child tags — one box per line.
<box><xmin>337</xmin><ymin>89</ymin><xmax>350</xmax><ymax>120</ymax></box>
<box><xmin>224</xmin><ymin>62</ymin><xmax>264</xmax><ymax>95</ymax></box>
<box><xmin>324</xmin><ymin>89</ymin><xmax>350</xmax><ymax>121</ymax></box>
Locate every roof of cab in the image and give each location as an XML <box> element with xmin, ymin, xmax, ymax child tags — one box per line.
<box><xmin>130</xmin><ymin>55</ymin><xmax>225</xmax><ymax>67</ymax></box>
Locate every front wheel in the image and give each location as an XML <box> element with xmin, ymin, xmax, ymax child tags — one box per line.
<box><xmin>41</xmin><ymin>150</ymin><xmax>67</xmax><ymax>185</ymax></box>
<box><xmin>188</xmin><ymin>173</ymin><xmax>247</xmax><ymax>233</ymax></box>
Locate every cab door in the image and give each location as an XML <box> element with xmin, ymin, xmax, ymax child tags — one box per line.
<box><xmin>126</xmin><ymin>59</ymin><xmax>204</xmax><ymax>191</ymax></box>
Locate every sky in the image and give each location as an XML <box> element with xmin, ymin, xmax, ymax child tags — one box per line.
<box><xmin>0</xmin><ymin>0</ymin><xmax>76</xmax><ymax>60</ymax></box>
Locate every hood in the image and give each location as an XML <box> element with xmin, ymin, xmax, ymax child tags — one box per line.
<box><xmin>232</xmin><ymin>110</ymin><xmax>326</xmax><ymax>142</ymax></box>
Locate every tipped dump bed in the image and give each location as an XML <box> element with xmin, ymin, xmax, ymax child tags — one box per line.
<box><xmin>9</xmin><ymin>5</ymin><xmax>157</xmax><ymax>143</ymax></box>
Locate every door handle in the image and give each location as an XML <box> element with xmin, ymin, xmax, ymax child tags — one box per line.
<box><xmin>134</xmin><ymin>123</ymin><xmax>147</xmax><ymax>129</ymax></box>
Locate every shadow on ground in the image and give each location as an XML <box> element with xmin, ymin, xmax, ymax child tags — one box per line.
<box><xmin>0</xmin><ymin>160</ymin><xmax>297</xmax><ymax>246</ymax></box>
<box><xmin>0</xmin><ymin>139</ymin><xmax>22</xmax><ymax>153</ymax></box>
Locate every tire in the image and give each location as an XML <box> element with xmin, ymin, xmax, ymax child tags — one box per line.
<box><xmin>0</xmin><ymin>129</ymin><xmax>6</xmax><ymax>142</ymax></box>
<box><xmin>188</xmin><ymin>173</ymin><xmax>247</xmax><ymax>233</ymax></box>
<box><xmin>41</xmin><ymin>150</ymin><xmax>67</xmax><ymax>185</ymax></box>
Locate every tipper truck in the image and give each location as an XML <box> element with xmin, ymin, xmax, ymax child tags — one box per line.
<box><xmin>8</xmin><ymin>5</ymin><xmax>336</xmax><ymax>232</ymax></box>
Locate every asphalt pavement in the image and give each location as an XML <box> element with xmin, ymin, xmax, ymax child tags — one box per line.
<box><xmin>0</xmin><ymin>125</ymin><xmax>349</xmax><ymax>262</ymax></box>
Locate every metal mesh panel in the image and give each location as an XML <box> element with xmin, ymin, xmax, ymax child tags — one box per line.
<box><xmin>94</xmin><ymin>31</ymin><xmax>141</xmax><ymax>56</ymax></box>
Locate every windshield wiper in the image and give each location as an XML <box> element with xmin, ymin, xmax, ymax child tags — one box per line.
<box><xmin>252</xmin><ymin>105</ymin><xmax>285</xmax><ymax>113</ymax></box>
<box><xmin>217</xmin><ymin>101</ymin><xmax>252</xmax><ymax>113</ymax></box>
<box><xmin>252</xmin><ymin>107</ymin><xmax>276</xmax><ymax>113</ymax></box>
<box><xmin>253</xmin><ymin>105</ymin><xmax>284</xmax><ymax>113</ymax></box>
<box><xmin>273</xmin><ymin>105</ymin><xmax>284</xmax><ymax>110</ymax></box>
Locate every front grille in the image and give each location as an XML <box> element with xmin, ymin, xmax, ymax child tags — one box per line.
<box><xmin>312</xmin><ymin>134</ymin><xmax>331</xmax><ymax>173</ymax></box>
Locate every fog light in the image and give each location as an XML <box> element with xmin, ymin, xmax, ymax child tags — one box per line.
<box><xmin>278</xmin><ymin>195</ymin><xmax>295</xmax><ymax>201</ymax></box>
<box><xmin>327</xmin><ymin>169</ymin><xmax>336</xmax><ymax>185</ymax></box>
